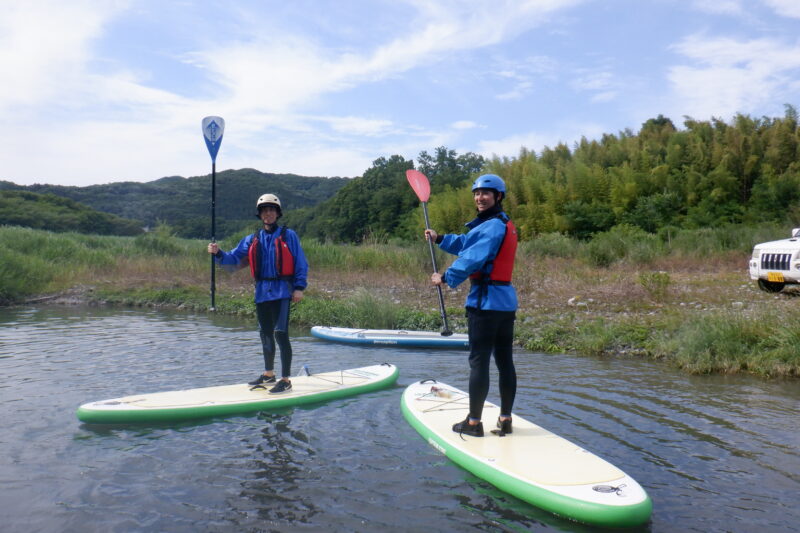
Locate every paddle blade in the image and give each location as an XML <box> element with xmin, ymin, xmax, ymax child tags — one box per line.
<box><xmin>406</xmin><ymin>169</ymin><xmax>431</xmax><ymax>202</ymax></box>
<box><xmin>202</xmin><ymin>116</ymin><xmax>225</xmax><ymax>162</ymax></box>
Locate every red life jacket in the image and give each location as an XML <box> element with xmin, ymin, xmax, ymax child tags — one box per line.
<box><xmin>469</xmin><ymin>218</ymin><xmax>517</xmax><ymax>284</ymax></box>
<box><xmin>248</xmin><ymin>227</ymin><xmax>295</xmax><ymax>281</ymax></box>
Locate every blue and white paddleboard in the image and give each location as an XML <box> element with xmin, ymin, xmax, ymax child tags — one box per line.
<box><xmin>311</xmin><ymin>326</ymin><xmax>469</xmax><ymax>349</ymax></box>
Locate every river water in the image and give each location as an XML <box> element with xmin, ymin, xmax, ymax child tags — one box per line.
<box><xmin>0</xmin><ymin>306</ymin><xmax>797</xmax><ymax>532</ymax></box>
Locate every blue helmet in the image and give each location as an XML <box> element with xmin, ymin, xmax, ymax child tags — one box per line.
<box><xmin>471</xmin><ymin>174</ymin><xmax>506</xmax><ymax>194</ymax></box>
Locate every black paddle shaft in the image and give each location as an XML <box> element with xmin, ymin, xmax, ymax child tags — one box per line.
<box><xmin>422</xmin><ymin>202</ymin><xmax>452</xmax><ymax>336</ymax></box>
<box><xmin>210</xmin><ymin>162</ymin><xmax>216</xmax><ymax>311</ymax></box>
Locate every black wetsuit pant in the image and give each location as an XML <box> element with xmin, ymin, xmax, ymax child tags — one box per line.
<box><xmin>256</xmin><ymin>298</ymin><xmax>292</xmax><ymax>378</ymax></box>
<box><xmin>466</xmin><ymin>307</ymin><xmax>517</xmax><ymax>421</ymax></box>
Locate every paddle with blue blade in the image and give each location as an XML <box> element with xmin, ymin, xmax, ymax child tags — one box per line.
<box><xmin>406</xmin><ymin>169</ymin><xmax>453</xmax><ymax>336</ymax></box>
<box><xmin>202</xmin><ymin>116</ymin><xmax>225</xmax><ymax>311</ymax></box>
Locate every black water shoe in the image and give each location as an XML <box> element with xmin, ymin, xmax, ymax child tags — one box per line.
<box><xmin>269</xmin><ymin>380</ymin><xmax>292</xmax><ymax>394</ymax></box>
<box><xmin>496</xmin><ymin>417</ymin><xmax>512</xmax><ymax>435</ymax></box>
<box><xmin>249</xmin><ymin>374</ymin><xmax>277</xmax><ymax>386</ymax></box>
<box><xmin>452</xmin><ymin>417</ymin><xmax>484</xmax><ymax>437</ymax></box>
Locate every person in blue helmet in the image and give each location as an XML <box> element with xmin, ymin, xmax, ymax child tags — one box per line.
<box><xmin>425</xmin><ymin>174</ymin><xmax>518</xmax><ymax>437</ymax></box>
<box><xmin>207</xmin><ymin>193</ymin><xmax>308</xmax><ymax>394</ymax></box>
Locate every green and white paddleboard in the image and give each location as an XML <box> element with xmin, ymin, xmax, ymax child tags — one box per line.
<box><xmin>401</xmin><ymin>380</ymin><xmax>652</xmax><ymax>528</ymax></box>
<box><xmin>77</xmin><ymin>363</ymin><xmax>399</xmax><ymax>424</ymax></box>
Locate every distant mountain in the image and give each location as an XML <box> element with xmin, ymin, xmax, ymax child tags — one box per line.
<box><xmin>0</xmin><ymin>169</ymin><xmax>350</xmax><ymax>238</ymax></box>
<box><xmin>0</xmin><ymin>190</ymin><xmax>144</xmax><ymax>236</ymax></box>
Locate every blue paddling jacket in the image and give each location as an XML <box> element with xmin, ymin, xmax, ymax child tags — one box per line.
<box><xmin>214</xmin><ymin>226</ymin><xmax>308</xmax><ymax>304</ymax></box>
<box><xmin>438</xmin><ymin>211</ymin><xmax>517</xmax><ymax>312</ymax></box>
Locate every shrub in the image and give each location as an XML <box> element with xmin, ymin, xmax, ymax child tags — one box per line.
<box><xmin>638</xmin><ymin>271</ymin><xmax>671</xmax><ymax>301</ymax></box>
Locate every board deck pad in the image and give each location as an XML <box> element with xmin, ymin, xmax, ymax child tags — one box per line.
<box><xmin>77</xmin><ymin>363</ymin><xmax>398</xmax><ymax>424</ymax></box>
<box><xmin>311</xmin><ymin>326</ymin><xmax>469</xmax><ymax>348</ymax></box>
<box><xmin>401</xmin><ymin>380</ymin><xmax>652</xmax><ymax>528</ymax></box>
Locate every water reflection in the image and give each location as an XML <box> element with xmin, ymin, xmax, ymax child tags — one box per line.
<box><xmin>239</xmin><ymin>412</ymin><xmax>320</xmax><ymax>523</ymax></box>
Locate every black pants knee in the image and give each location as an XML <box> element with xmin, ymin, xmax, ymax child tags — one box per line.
<box><xmin>466</xmin><ymin>307</ymin><xmax>516</xmax><ymax>421</ymax></box>
<box><xmin>256</xmin><ymin>299</ymin><xmax>292</xmax><ymax>378</ymax></box>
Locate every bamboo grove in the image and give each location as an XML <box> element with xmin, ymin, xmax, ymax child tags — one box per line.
<box><xmin>425</xmin><ymin>106</ymin><xmax>800</xmax><ymax>240</ymax></box>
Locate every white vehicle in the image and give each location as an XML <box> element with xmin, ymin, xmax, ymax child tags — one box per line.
<box><xmin>749</xmin><ymin>228</ymin><xmax>800</xmax><ymax>292</ymax></box>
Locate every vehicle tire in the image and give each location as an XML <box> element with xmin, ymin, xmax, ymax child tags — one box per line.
<box><xmin>758</xmin><ymin>279</ymin><xmax>785</xmax><ymax>293</ymax></box>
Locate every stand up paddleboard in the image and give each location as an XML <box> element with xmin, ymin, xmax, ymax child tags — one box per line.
<box><xmin>311</xmin><ymin>326</ymin><xmax>469</xmax><ymax>349</ymax></box>
<box><xmin>77</xmin><ymin>363</ymin><xmax>399</xmax><ymax>424</ymax></box>
<box><xmin>401</xmin><ymin>380</ymin><xmax>652</xmax><ymax>528</ymax></box>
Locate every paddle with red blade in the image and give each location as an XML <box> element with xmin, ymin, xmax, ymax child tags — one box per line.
<box><xmin>406</xmin><ymin>169</ymin><xmax>453</xmax><ymax>336</ymax></box>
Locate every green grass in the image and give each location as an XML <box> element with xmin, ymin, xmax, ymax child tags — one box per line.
<box><xmin>516</xmin><ymin>310</ymin><xmax>800</xmax><ymax>378</ymax></box>
<box><xmin>2</xmin><ymin>223</ymin><xmax>799</xmax><ymax>378</ymax></box>
<box><xmin>646</xmin><ymin>309</ymin><xmax>800</xmax><ymax>377</ymax></box>
<box><xmin>291</xmin><ymin>288</ymin><xmax>452</xmax><ymax>331</ymax></box>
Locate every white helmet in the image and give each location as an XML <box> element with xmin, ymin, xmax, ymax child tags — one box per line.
<box><xmin>256</xmin><ymin>193</ymin><xmax>282</xmax><ymax>216</ymax></box>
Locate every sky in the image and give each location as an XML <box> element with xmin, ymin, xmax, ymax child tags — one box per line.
<box><xmin>1</xmin><ymin>0</ymin><xmax>799</xmax><ymax>187</ymax></box>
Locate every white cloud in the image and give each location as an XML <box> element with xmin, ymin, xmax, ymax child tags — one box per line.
<box><xmin>478</xmin><ymin>121</ymin><xmax>606</xmax><ymax>158</ymax></box>
<box><xmin>0</xmin><ymin>1</ymin><xmax>126</xmax><ymax>111</ymax></box>
<box><xmin>192</xmin><ymin>1</ymin><xmax>585</xmax><ymax>116</ymax></box>
<box><xmin>570</xmin><ymin>68</ymin><xmax>621</xmax><ymax>103</ymax></box>
<box><xmin>667</xmin><ymin>34</ymin><xmax>800</xmax><ymax>118</ymax></box>
<box><xmin>496</xmin><ymin>81</ymin><xmax>534</xmax><ymax>101</ymax></box>
<box><xmin>319</xmin><ymin>115</ymin><xmax>394</xmax><ymax>137</ymax></box>
<box><xmin>591</xmin><ymin>91</ymin><xmax>617</xmax><ymax>103</ymax></box>
<box><xmin>762</xmin><ymin>0</ymin><xmax>800</xmax><ymax>18</ymax></box>
<box><xmin>249</xmin><ymin>143</ymin><xmax>372</xmax><ymax>179</ymax></box>
<box><xmin>451</xmin><ymin>120</ymin><xmax>479</xmax><ymax>130</ymax></box>
<box><xmin>572</xmin><ymin>71</ymin><xmax>613</xmax><ymax>92</ymax></box>
<box><xmin>491</xmin><ymin>55</ymin><xmax>559</xmax><ymax>101</ymax></box>
<box><xmin>690</xmin><ymin>0</ymin><xmax>744</xmax><ymax>16</ymax></box>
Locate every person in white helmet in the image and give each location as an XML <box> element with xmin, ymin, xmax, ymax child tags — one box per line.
<box><xmin>207</xmin><ymin>194</ymin><xmax>308</xmax><ymax>393</ymax></box>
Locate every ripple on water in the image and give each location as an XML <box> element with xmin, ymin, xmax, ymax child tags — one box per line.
<box><xmin>0</xmin><ymin>305</ymin><xmax>798</xmax><ymax>532</ymax></box>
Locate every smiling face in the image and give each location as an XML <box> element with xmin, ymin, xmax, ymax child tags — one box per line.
<box><xmin>258</xmin><ymin>204</ymin><xmax>280</xmax><ymax>226</ymax></box>
<box><xmin>473</xmin><ymin>188</ymin><xmax>498</xmax><ymax>213</ymax></box>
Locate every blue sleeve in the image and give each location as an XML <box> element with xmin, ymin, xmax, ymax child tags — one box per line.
<box><xmin>286</xmin><ymin>229</ymin><xmax>309</xmax><ymax>291</ymax></box>
<box><xmin>442</xmin><ymin>220</ymin><xmax>505</xmax><ymax>289</ymax></box>
<box><xmin>439</xmin><ymin>233</ymin><xmax>466</xmax><ymax>255</ymax></box>
<box><xmin>215</xmin><ymin>234</ymin><xmax>252</xmax><ymax>266</ymax></box>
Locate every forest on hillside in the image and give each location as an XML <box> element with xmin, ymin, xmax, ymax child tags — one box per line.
<box><xmin>2</xmin><ymin>107</ymin><xmax>798</xmax><ymax>242</ymax></box>
<box><xmin>0</xmin><ymin>169</ymin><xmax>350</xmax><ymax>238</ymax></box>
<box><xmin>285</xmin><ymin>147</ymin><xmax>485</xmax><ymax>241</ymax></box>
<box><xmin>0</xmin><ymin>191</ymin><xmax>143</xmax><ymax>236</ymax></box>
<box><xmin>467</xmin><ymin>106</ymin><xmax>800</xmax><ymax>240</ymax></box>
<box><xmin>290</xmin><ymin>106</ymin><xmax>800</xmax><ymax>243</ymax></box>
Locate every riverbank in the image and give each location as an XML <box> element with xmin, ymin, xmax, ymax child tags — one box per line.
<box><xmin>3</xmin><ymin>224</ymin><xmax>798</xmax><ymax>378</ymax></box>
<box><xmin>26</xmin><ymin>252</ymin><xmax>800</xmax><ymax>379</ymax></box>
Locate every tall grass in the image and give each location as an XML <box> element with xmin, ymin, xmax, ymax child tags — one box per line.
<box><xmin>0</xmin><ymin>226</ymin><xmax>117</xmax><ymax>302</ymax></box>
<box><xmin>646</xmin><ymin>309</ymin><xmax>800</xmax><ymax>377</ymax></box>
<box><xmin>302</xmin><ymin>239</ymin><xmax>434</xmax><ymax>273</ymax></box>
<box><xmin>2</xmin><ymin>223</ymin><xmax>798</xmax><ymax>377</ymax></box>
<box><xmin>292</xmin><ymin>288</ymin><xmax>443</xmax><ymax>330</ymax></box>
<box><xmin>0</xmin><ymin>225</ymin><xmax>205</xmax><ymax>303</ymax></box>
<box><xmin>0</xmin><ymin>221</ymin><xmax>779</xmax><ymax>304</ymax></box>
<box><xmin>517</xmin><ymin>222</ymin><xmax>788</xmax><ymax>267</ymax></box>
<box><xmin>516</xmin><ymin>310</ymin><xmax>799</xmax><ymax>378</ymax></box>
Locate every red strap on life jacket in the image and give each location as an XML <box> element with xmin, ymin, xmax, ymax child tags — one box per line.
<box><xmin>248</xmin><ymin>236</ymin><xmax>260</xmax><ymax>279</ymax></box>
<box><xmin>248</xmin><ymin>227</ymin><xmax>295</xmax><ymax>280</ymax></box>
<box><xmin>274</xmin><ymin>232</ymin><xmax>295</xmax><ymax>277</ymax></box>
<box><xmin>469</xmin><ymin>219</ymin><xmax>517</xmax><ymax>283</ymax></box>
